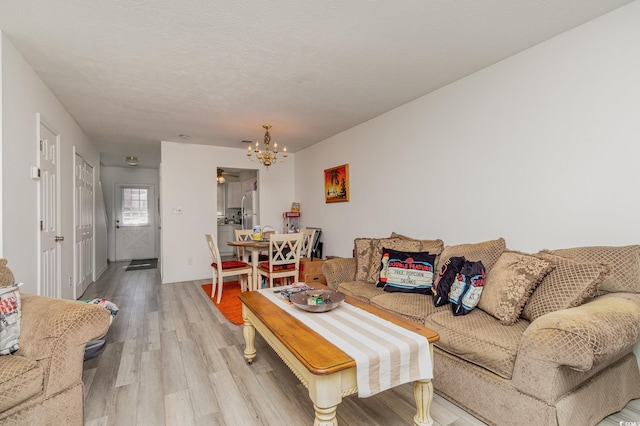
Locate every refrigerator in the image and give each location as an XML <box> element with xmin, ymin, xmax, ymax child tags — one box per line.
<box><xmin>241</xmin><ymin>190</ymin><xmax>259</xmax><ymax>230</ymax></box>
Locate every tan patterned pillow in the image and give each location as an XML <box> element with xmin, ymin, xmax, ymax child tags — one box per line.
<box><xmin>521</xmin><ymin>253</ymin><xmax>611</xmax><ymax>322</ymax></box>
<box><xmin>354</xmin><ymin>238</ymin><xmax>375</xmax><ymax>282</ymax></box>
<box><xmin>366</xmin><ymin>238</ymin><xmax>422</xmax><ymax>283</ymax></box>
<box><xmin>546</xmin><ymin>245</ymin><xmax>640</xmax><ymax>293</ymax></box>
<box><xmin>477</xmin><ymin>251</ymin><xmax>554</xmax><ymax>325</ymax></box>
<box><xmin>436</xmin><ymin>237</ymin><xmax>506</xmax><ymax>273</ymax></box>
<box><xmin>0</xmin><ymin>259</ymin><xmax>15</xmax><ymax>286</ymax></box>
<box><xmin>389</xmin><ymin>232</ymin><xmax>445</xmax><ymax>254</ymax></box>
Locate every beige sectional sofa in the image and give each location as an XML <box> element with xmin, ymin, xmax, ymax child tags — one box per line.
<box><xmin>321</xmin><ymin>235</ymin><xmax>640</xmax><ymax>426</ymax></box>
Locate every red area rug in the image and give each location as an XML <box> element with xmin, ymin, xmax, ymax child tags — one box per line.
<box><xmin>201</xmin><ymin>281</ymin><xmax>243</xmax><ymax>325</ymax></box>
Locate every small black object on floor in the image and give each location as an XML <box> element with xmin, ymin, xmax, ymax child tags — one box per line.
<box><xmin>84</xmin><ymin>339</ymin><xmax>106</xmax><ymax>361</ymax></box>
<box><xmin>125</xmin><ymin>258</ymin><xmax>158</xmax><ymax>271</ymax></box>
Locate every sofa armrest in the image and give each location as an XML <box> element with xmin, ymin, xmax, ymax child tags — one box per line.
<box><xmin>518</xmin><ymin>292</ymin><xmax>640</xmax><ymax>371</ymax></box>
<box><xmin>17</xmin><ymin>294</ymin><xmax>111</xmax><ymax>397</ymax></box>
<box><xmin>322</xmin><ymin>258</ymin><xmax>356</xmax><ymax>290</ymax></box>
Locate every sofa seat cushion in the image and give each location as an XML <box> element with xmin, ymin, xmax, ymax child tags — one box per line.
<box><xmin>370</xmin><ymin>292</ymin><xmax>449</xmax><ymax>325</ymax></box>
<box><xmin>424</xmin><ymin>309</ymin><xmax>529</xmax><ymax>379</ymax></box>
<box><xmin>0</xmin><ymin>355</ymin><xmax>43</xmax><ymax>411</ymax></box>
<box><xmin>337</xmin><ymin>281</ymin><xmax>385</xmax><ymax>303</ymax></box>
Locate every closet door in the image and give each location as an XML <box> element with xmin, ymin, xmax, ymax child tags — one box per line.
<box><xmin>75</xmin><ymin>153</ymin><xmax>94</xmax><ymax>298</ymax></box>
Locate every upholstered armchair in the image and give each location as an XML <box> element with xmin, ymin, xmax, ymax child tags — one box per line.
<box><xmin>0</xmin><ymin>260</ymin><xmax>110</xmax><ymax>425</ymax></box>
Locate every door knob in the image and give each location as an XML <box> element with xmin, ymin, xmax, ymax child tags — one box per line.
<box><xmin>54</xmin><ymin>236</ymin><xmax>64</xmax><ymax>242</ymax></box>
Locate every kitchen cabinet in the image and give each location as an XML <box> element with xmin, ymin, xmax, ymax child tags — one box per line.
<box><xmin>227</xmin><ymin>182</ymin><xmax>242</xmax><ymax>208</ymax></box>
<box><xmin>217</xmin><ymin>224</ymin><xmax>240</xmax><ymax>256</ymax></box>
<box><xmin>242</xmin><ymin>177</ymin><xmax>257</xmax><ymax>193</ymax></box>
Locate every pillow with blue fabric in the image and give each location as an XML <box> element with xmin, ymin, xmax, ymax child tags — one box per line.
<box><xmin>449</xmin><ymin>260</ymin><xmax>486</xmax><ymax>316</ymax></box>
<box><xmin>432</xmin><ymin>256</ymin><xmax>466</xmax><ymax>307</ymax></box>
<box><xmin>377</xmin><ymin>249</ymin><xmax>437</xmax><ymax>294</ymax></box>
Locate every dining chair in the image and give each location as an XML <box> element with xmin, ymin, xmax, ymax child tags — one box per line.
<box><xmin>300</xmin><ymin>228</ymin><xmax>317</xmax><ymax>258</ymax></box>
<box><xmin>234</xmin><ymin>229</ymin><xmax>268</xmax><ymax>262</ymax></box>
<box><xmin>205</xmin><ymin>234</ymin><xmax>253</xmax><ymax>304</ymax></box>
<box><xmin>257</xmin><ymin>233</ymin><xmax>304</xmax><ymax>288</ymax></box>
<box><xmin>234</xmin><ymin>229</ymin><xmax>254</xmax><ymax>261</ymax></box>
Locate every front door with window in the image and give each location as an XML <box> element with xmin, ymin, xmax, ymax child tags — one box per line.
<box><xmin>114</xmin><ymin>184</ymin><xmax>156</xmax><ymax>261</ymax></box>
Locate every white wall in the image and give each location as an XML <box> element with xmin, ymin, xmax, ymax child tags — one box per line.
<box><xmin>295</xmin><ymin>2</ymin><xmax>640</xmax><ymax>258</ymax></box>
<box><xmin>294</xmin><ymin>1</ymin><xmax>640</xmax><ymax>365</ymax></box>
<box><xmin>1</xmin><ymin>34</ymin><xmax>103</xmax><ymax>298</ymax></box>
<box><xmin>160</xmin><ymin>141</ymin><xmax>294</xmax><ymax>284</ymax></box>
<box><xmin>101</xmin><ymin>166</ymin><xmax>160</xmax><ymax>262</ymax></box>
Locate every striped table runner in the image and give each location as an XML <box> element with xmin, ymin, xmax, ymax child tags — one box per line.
<box><xmin>260</xmin><ymin>288</ymin><xmax>433</xmax><ymax>398</ymax></box>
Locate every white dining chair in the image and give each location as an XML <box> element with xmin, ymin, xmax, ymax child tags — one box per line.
<box><xmin>256</xmin><ymin>233</ymin><xmax>303</xmax><ymax>288</ymax></box>
<box><xmin>234</xmin><ymin>229</ymin><xmax>254</xmax><ymax>261</ymax></box>
<box><xmin>234</xmin><ymin>228</ymin><xmax>269</xmax><ymax>262</ymax></box>
<box><xmin>205</xmin><ymin>234</ymin><xmax>253</xmax><ymax>304</ymax></box>
<box><xmin>300</xmin><ymin>228</ymin><xmax>317</xmax><ymax>258</ymax></box>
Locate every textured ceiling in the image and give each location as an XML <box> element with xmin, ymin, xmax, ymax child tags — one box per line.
<box><xmin>0</xmin><ymin>0</ymin><xmax>633</xmax><ymax>168</ymax></box>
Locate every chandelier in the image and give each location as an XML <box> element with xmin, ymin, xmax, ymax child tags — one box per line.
<box><xmin>247</xmin><ymin>124</ymin><xmax>287</xmax><ymax>169</ymax></box>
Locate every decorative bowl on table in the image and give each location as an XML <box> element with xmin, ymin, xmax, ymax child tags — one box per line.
<box><xmin>290</xmin><ymin>289</ymin><xmax>346</xmax><ymax>313</ymax></box>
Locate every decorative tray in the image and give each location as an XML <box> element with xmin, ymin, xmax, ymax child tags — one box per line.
<box><xmin>289</xmin><ymin>289</ymin><xmax>346</xmax><ymax>313</ymax></box>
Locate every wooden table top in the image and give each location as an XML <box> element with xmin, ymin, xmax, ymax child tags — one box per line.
<box><xmin>238</xmin><ymin>284</ymin><xmax>439</xmax><ymax>376</ymax></box>
<box><xmin>227</xmin><ymin>240</ymin><xmax>270</xmax><ymax>249</ymax></box>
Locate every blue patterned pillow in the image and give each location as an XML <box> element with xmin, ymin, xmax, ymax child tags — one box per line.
<box><xmin>432</xmin><ymin>256</ymin><xmax>466</xmax><ymax>307</ymax></box>
<box><xmin>449</xmin><ymin>260</ymin><xmax>486</xmax><ymax>316</ymax></box>
<box><xmin>377</xmin><ymin>249</ymin><xmax>437</xmax><ymax>294</ymax></box>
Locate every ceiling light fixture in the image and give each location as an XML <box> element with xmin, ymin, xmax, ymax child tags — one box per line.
<box><xmin>247</xmin><ymin>124</ymin><xmax>287</xmax><ymax>169</ymax></box>
<box><xmin>216</xmin><ymin>168</ymin><xmax>226</xmax><ymax>184</ymax></box>
<box><xmin>126</xmin><ymin>156</ymin><xmax>138</xmax><ymax>166</ymax></box>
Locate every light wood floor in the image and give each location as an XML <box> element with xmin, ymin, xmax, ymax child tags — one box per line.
<box><xmin>82</xmin><ymin>262</ymin><xmax>640</xmax><ymax>426</ymax></box>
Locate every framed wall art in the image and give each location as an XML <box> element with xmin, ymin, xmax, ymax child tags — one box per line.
<box><xmin>324</xmin><ymin>164</ymin><xmax>350</xmax><ymax>203</ymax></box>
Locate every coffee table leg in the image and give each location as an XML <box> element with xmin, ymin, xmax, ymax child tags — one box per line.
<box><xmin>313</xmin><ymin>404</ymin><xmax>338</xmax><ymax>426</ymax></box>
<box><xmin>242</xmin><ymin>306</ymin><xmax>257</xmax><ymax>364</ymax></box>
<box><xmin>413</xmin><ymin>378</ymin><xmax>434</xmax><ymax>426</ymax></box>
<box><xmin>308</xmin><ymin>374</ymin><xmax>342</xmax><ymax>426</ymax></box>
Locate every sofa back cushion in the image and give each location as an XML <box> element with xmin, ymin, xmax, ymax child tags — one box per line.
<box><xmin>436</xmin><ymin>237</ymin><xmax>506</xmax><ymax>273</ymax></box>
<box><xmin>521</xmin><ymin>252</ymin><xmax>611</xmax><ymax>322</ymax></box>
<box><xmin>545</xmin><ymin>245</ymin><xmax>640</xmax><ymax>293</ymax></box>
<box><xmin>389</xmin><ymin>232</ymin><xmax>444</xmax><ymax>254</ymax></box>
<box><xmin>478</xmin><ymin>251</ymin><xmax>554</xmax><ymax>325</ymax></box>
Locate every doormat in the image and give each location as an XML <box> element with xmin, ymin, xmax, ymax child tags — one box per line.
<box><xmin>125</xmin><ymin>258</ymin><xmax>158</xmax><ymax>271</ymax></box>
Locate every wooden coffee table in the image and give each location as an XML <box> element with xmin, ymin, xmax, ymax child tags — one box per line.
<box><xmin>239</xmin><ymin>287</ymin><xmax>440</xmax><ymax>426</ymax></box>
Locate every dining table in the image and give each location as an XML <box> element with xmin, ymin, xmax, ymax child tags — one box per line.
<box><xmin>227</xmin><ymin>239</ymin><xmax>270</xmax><ymax>291</ymax></box>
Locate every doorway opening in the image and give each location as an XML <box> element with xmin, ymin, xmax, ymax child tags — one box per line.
<box><xmin>215</xmin><ymin>167</ymin><xmax>259</xmax><ymax>257</ymax></box>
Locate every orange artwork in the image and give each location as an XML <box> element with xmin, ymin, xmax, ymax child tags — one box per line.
<box><xmin>324</xmin><ymin>164</ymin><xmax>350</xmax><ymax>203</ymax></box>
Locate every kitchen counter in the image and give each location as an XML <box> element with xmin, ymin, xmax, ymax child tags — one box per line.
<box><xmin>217</xmin><ymin>224</ymin><xmax>242</xmax><ymax>255</ymax></box>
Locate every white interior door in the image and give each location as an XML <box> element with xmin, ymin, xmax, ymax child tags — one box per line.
<box><xmin>39</xmin><ymin>122</ymin><xmax>60</xmax><ymax>298</ymax></box>
<box><xmin>74</xmin><ymin>153</ymin><xmax>93</xmax><ymax>298</ymax></box>
<box><xmin>114</xmin><ymin>184</ymin><xmax>156</xmax><ymax>261</ymax></box>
